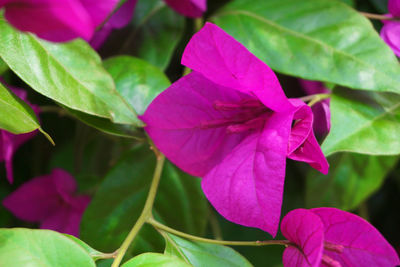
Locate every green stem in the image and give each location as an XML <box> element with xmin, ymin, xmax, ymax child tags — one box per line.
<box><xmin>148</xmin><ymin>218</ymin><xmax>291</xmax><ymax>247</ymax></box>
<box><xmin>111</xmin><ymin>154</ymin><xmax>166</xmax><ymax>267</ymax></box>
<box><xmin>299</xmin><ymin>93</ymin><xmax>331</xmax><ymax>107</ymax></box>
<box><xmin>360</xmin><ymin>12</ymin><xmax>400</xmax><ymax>21</ymax></box>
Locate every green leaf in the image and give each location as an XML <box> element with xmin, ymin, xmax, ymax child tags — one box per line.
<box><xmin>306</xmin><ymin>153</ymin><xmax>398</xmax><ymax>210</ymax></box>
<box><xmin>0</xmin><ymin>58</ymin><xmax>7</xmax><ymax>74</ymax></box>
<box><xmin>129</xmin><ymin>0</ymin><xmax>185</xmax><ymax>70</ymax></box>
<box><xmin>63</xmin><ymin>105</ymin><xmax>143</xmax><ymax>139</ymax></box>
<box><xmin>0</xmin><ymin>18</ymin><xmax>140</xmax><ymax>126</ymax></box>
<box><xmin>0</xmin><ymin>228</ymin><xmax>95</xmax><ymax>267</ymax></box>
<box><xmin>104</xmin><ymin>56</ymin><xmax>170</xmax><ymax>115</ymax></box>
<box><xmin>80</xmin><ymin>145</ymin><xmax>208</xmax><ymax>257</ymax></box>
<box><xmin>122</xmin><ymin>253</ymin><xmax>192</xmax><ymax>267</ymax></box>
<box><xmin>164</xmin><ymin>234</ymin><xmax>253</xmax><ymax>267</ymax></box>
<box><xmin>65</xmin><ymin>234</ymin><xmax>113</xmax><ymax>261</ymax></box>
<box><xmin>322</xmin><ymin>87</ymin><xmax>400</xmax><ymax>156</ymax></box>
<box><xmin>213</xmin><ymin>0</ymin><xmax>400</xmax><ymax>93</ymax></box>
<box><xmin>0</xmin><ymin>83</ymin><xmax>40</xmax><ymax>134</ymax></box>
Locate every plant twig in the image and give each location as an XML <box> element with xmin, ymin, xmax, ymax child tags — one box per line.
<box><xmin>111</xmin><ymin>153</ymin><xmax>166</xmax><ymax>267</ymax></box>
<box><xmin>148</xmin><ymin>218</ymin><xmax>292</xmax><ymax>247</ymax></box>
<box><xmin>360</xmin><ymin>12</ymin><xmax>400</xmax><ymax>21</ymax></box>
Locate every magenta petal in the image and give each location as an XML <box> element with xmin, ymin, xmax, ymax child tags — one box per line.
<box><xmin>311</xmin><ymin>100</ymin><xmax>331</xmax><ymax>135</ymax></box>
<box><xmin>389</xmin><ymin>0</ymin><xmax>400</xmax><ymax>16</ymax></box>
<box><xmin>181</xmin><ymin>23</ymin><xmax>293</xmax><ymax>112</ymax></box>
<box><xmin>3</xmin><ymin>0</ymin><xmax>94</xmax><ymax>42</ymax></box>
<box><xmin>202</xmin><ymin>112</ymin><xmax>292</xmax><ymax>236</ymax></box>
<box><xmin>40</xmin><ymin>208</ymin><xmax>81</xmax><ymax>237</ymax></box>
<box><xmin>164</xmin><ymin>0</ymin><xmax>206</xmax><ymax>18</ymax></box>
<box><xmin>108</xmin><ymin>0</ymin><xmax>137</xmax><ymax>28</ymax></box>
<box><xmin>380</xmin><ymin>22</ymin><xmax>400</xmax><ymax>57</ymax></box>
<box><xmin>140</xmin><ymin>71</ymin><xmax>251</xmax><ymax>177</ymax></box>
<box><xmin>281</xmin><ymin>209</ymin><xmax>325</xmax><ymax>267</ymax></box>
<box><xmin>288</xmin><ymin>130</ymin><xmax>329</xmax><ymax>174</ymax></box>
<box><xmin>287</xmin><ymin>100</ymin><xmax>313</xmax><ymax>154</ymax></box>
<box><xmin>90</xmin><ymin>0</ymin><xmax>136</xmax><ymax>49</ymax></box>
<box><xmin>311</xmin><ymin>208</ymin><xmax>400</xmax><ymax>267</ymax></box>
<box><xmin>2</xmin><ymin>175</ymin><xmax>62</xmax><ymax>221</ymax></box>
<box><xmin>80</xmin><ymin>0</ymin><xmax>118</xmax><ymax>27</ymax></box>
<box><xmin>52</xmin><ymin>169</ymin><xmax>78</xmax><ymax>203</ymax></box>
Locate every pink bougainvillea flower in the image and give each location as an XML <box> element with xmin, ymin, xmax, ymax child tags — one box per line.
<box><xmin>164</xmin><ymin>0</ymin><xmax>206</xmax><ymax>18</ymax></box>
<box><xmin>90</xmin><ymin>0</ymin><xmax>137</xmax><ymax>49</ymax></box>
<box><xmin>0</xmin><ymin>0</ymin><xmax>118</xmax><ymax>42</ymax></box>
<box><xmin>0</xmin><ymin>86</ymin><xmax>39</xmax><ymax>184</ymax></box>
<box><xmin>380</xmin><ymin>0</ymin><xmax>400</xmax><ymax>56</ymax></box>
<box><xmin>281</xmin><ymin>208</ymin><xmax>400</xmax><ymax>267</ymax></box>
<box><xmin>3</xmin><ymin>169</ymin><xmax>90</xmax><ymax>237</ymax></box>
<box><xmin>140</xmin><ymin>23</ymin><xmax>328</xmax><ymax>236</ymax></box>
<box><xmin>299</xmin><ymin>80</ymin><xmax>331</xmax><ymax>136</ymax></box>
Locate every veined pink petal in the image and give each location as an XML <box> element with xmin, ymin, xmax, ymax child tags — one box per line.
<box><xmin>90</xmin><ymin>0</ymin><xmax>136</xmax><ymax>49</ymax></box>
<box><xmin>2</xmin><ymin>0</ymin><xmax>117</xmax><ymax>42</ymax></box>
<box><xmin>140</xmin><ymin>71</ymin><xmax>251</xmax><ymax>177</ymax></box>
<box><xmin>40</xmin><ymin>195</ymin><xmax>90</xmax><ymax>236</ymax></box>
<box><xmin>389</xmin><ymin>0</ymin><xmax>400</xmax><ymax>16</ymax></box>
<box><xmin>380</xmin><ymin>22</ymin><xmax>400</xmax><ymax>57</ymax></box>
<box><xmin>164</xmin><ymin>0</ymin><xmax>206</xmax><ymax>18</ymax></box>
<box><xmin>79</xmin><ymin>0</ymin><xmax>118</xmax><ymax>28</ymax></box>
<box><xmin>3</xmin><ymin>0</ymin><xmax>93</xmax><ymax>42</ymax></box>
<box><xmin>2</xmin><ymin>175</ymin><xmax>63</xmax><ymax>221</ymax></box>
<box><xmin>202</xmin><ymin>112</ymin><xmax>292</xmax><ymax>236</ymax></box>
<box><xmin>182</xmin><ymin>23</ymin><xmax>293</xmax><ymax>113</ymax></box>
<box><xmin>311</xmin><ymin>208</ymin><xmax>400</xmax><ymax>267</ymax></box>
<box><xmin>281</xmin><ymin>209</ymin><xmax>325</xmax><ymax>267</ymax></box>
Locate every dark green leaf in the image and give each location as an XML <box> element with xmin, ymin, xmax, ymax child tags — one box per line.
<box><xmin>0</xmin><ymin>83</ymin><xmax>40</xmax><ymax>134</ymax></box>
<box><xmin>0</xmin><ymin>229</ymin><xmax>95</xmax><ymax>266</ymax></box>
<box><xmin>213</xmin><ymin>0</ymin><xmax>400</xmax><ymax>93</ymax></box>
<box><xmin>0</xmin><ymin>18</ymin><xmax>140</xmax><ymax>126</ymax></box>
<box><xmin>128</xmin><ymin>0</ymin><xmax>185</xmax><ymax>70</ymax></box>
<box><xmin>80</xmin><ymin>145</ymin><xmax>208</xmax><ymax>257</ymax></box>
<box><xmin>122</xmin><ymin>253</ymin><xmax>191</xmax><ymax>267</ymax></box>
<box><xmin>104</xmin><ymin>56</ymin><xmax>170</xmax><ymax>115</ymax></box>
<box><xmin>0</xmin><ymin>58</ymin><xmax>7</xmax><ymax>74</ymax></box>
<box><xmin>64</xmin><ymin>105</ymin><xmax>143</xmax><ymax>139</ymax></box>
<box><xmin>164</xmin><ymin>234</ymin><xmax>253</xmax><ymax>267</ymax></box>
<box><xmin>306</xmin><ymin>153</ymin><xmax>398</xmax><ymax>210</ymax></box>
<box><xmin>65</xmin><ymin>235</ymin><xmax>113</xmax><ymax>261</ymax></box>
<box><xmin>322</xmin><ymin>87</ymin><xmax>400</xmax><ymax>155</ymax></box>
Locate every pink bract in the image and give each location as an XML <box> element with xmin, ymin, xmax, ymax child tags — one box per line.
<box><xmin>2</xmin><ymin>169</ymin><xmax>90</xmax><ymax>237</ymax></box>
<box><xmin>140</xmin><ymin>23</ymin><xmax>328</xmax><ymax>236</ymax></box>
<box><xmin>299</xmin><ymin>79</ymin><xmax>331</xmax><ymax>136</ymax></box>
<box><xmin>164</xmin><ymin>0</ymin><xmax>206</xmax><ymax>18</ymax></box>
<box><xmin>0</xmin><ymin>86</ymin><xmax>39</xmax><ymax>183</ymax></box>
<box><xmin>380</xmin><ymin>0</ymin><xmax>400</xmax><ymax>57</ymax></box>
<box><xmin>0</xmin><ymin>0</ymin><xmax>118</xmax><ymax>42</ymax></box>
<box><xmin>281</xmin><ymin>208</ymin><xmax>400</xmax><ymax>267</ymax></box>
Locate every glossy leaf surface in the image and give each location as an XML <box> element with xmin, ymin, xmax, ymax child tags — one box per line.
<box><xmin>213</xmin><ymin>0</ymin><xmax>400</xmax><ymax>93</ymax></box>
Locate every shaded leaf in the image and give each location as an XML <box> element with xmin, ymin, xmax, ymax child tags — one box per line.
<box><xmin>80</xmin><ymin>145</ymin><xmax>208</xmax><ymax>257</ymax></box>
<box><xmin>122</xmin><ymin>253</ymin><xmax>191</xmax><ymax>267</ymax></box>
<box><xmin>128</xmin><ymin>0</ymin><xmax>185</xmax><ymax>70</ymax></box>
<box><xmin>0</xmin><ymin>229</ymin><xmax>95</xmax><ymax>267</ymax></box>
<box><xmin>164</xmin><ymin>234</ymin><xmax>253</xmax><ymax>267</ymax></box>
<box><xmin>213</xmin><ymin>0</ymin><xmax>400</xmax><ymax>93</ymax></box>
<box><xmin>0</xmin><ymin>18</ymin><xmax>139</xmax><ymax>126</ymax></box>
<box><xmin>0</xmin><ymin>83</ymin><xmax>40</xmax><ymax>134</ymax></box>
<box><xmin>322</xmin><ymin>87</ymin><xmax>400</xmax><ymax>155</ymax></box>
<box><xmin>104</xmin><ymin>56</ymin><xmax>170</xmax><ymax>115</ymax></box>
<box><xmin>306</xmin><ymin>153</ymin><xmax>398</xmax><ymax>211</ymax></box>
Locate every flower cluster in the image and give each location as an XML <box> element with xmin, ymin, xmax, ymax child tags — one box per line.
<box><xmin>141</xmin><ymin>22</ymin><xmax>329</xmax><ymax>236</ymax></box>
